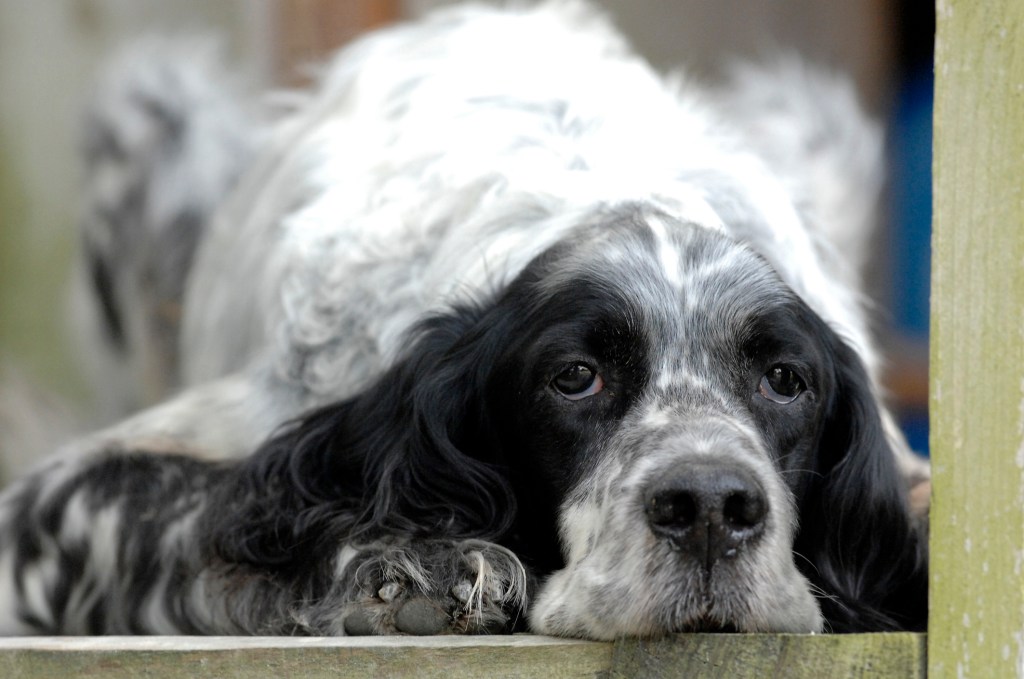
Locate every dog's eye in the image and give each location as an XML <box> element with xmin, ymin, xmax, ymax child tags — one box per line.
<box><xmin>552</xmin><ymin>364</ymin><xmax>604</xmax><ymax>400</ymax></box>
<box><xmin>758</xmin><ymin>365</ymin><xmax>805</xmax><ymax>404</ymax></box>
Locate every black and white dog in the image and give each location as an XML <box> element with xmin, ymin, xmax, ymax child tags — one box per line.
<box><xmin>0</xmin><ymin>2</ymin><xmax>928</xmax><ymax>638</ymax></box>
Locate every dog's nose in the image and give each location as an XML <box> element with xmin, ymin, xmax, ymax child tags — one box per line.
<box><xmin>643</xmin><ymin>461</ymin><xmax>767</xmax><ymax>570</ymax></box>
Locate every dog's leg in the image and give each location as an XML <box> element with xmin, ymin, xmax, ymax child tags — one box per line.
<box><xmin>0</xmin><ymin>448</ymin><xmax>232</xmax><ymax>634</ymax></box>
<box><xmin>0</xmin><ymin>448</ymin><xmax>529</xmax><ymax>635</ymax></box>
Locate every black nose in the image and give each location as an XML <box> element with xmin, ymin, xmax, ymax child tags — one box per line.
<box><xmin>643</xmin><ymin>461</ymin><xmax>767</xmax><ymax>570</ymax></box>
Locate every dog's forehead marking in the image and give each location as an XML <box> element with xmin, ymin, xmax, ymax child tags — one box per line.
<box><xmin>637</xmin><ymin>187</ymin><xmax>732</xmax><ymax>292</ymax></box>
<box><xmin>653</xmin><ymin>365</ymin><xmax>718</xmax><ymax>396</ymax></box>
<box><xmin>626</xmin><ymin>223</ymin><xmax>782</xmax><ymax>398</ymax></box>
<box><xmin>630</xmin><ymin>215</ymin><xmax>776</xmax><ymax>315</ymax></box>
<box><xmin>645</xmin><ymin>212</ymin><xmax>684</xmax><ymax>290</ymax></box>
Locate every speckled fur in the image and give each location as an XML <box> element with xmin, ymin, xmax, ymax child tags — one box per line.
<box><xmin>0</xmin><ymin>1</ymin><xmax>927</xmax><ymax>638</ymax></box>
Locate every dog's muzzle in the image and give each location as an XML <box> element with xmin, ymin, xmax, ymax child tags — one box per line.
<box><xmin>643</xmin><ymin>460</ymin><xmax>768</xmax><ymax>571</ymax></box>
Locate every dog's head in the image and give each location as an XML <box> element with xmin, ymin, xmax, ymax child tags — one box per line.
<box><xmin>221</xmin><ymin>208</ymin><xmax>926</xmax><ymax>638</ymax></box>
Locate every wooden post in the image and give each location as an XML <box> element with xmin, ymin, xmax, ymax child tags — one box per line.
<box><xmin>930</xmin><ymin>0</ymin><xmax>1024</xmax><ymax>676</ymax></box>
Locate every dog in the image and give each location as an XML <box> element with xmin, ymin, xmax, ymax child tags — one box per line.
<box><xmin>0</xmin><ymin>1</ymin><xmax>928</xmax><ymax>638</ymax></box>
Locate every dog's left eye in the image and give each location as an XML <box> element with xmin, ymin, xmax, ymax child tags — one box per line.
<box><xmin>552</xmin><ymin>364</ymin><xmax>605</xmax><ymax>400</ymax></box>
<box><xmin>758</xmin><ymin>365</ymin><xmax>805</xmax><ymax>404</ymax></box>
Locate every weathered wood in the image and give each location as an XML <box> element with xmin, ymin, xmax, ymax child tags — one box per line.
<box><xmin>611</xmin><ymin>633</ymin><xmax>925</xmax><ymax>678</ymax></box>
<box><xmin>0</xmin><ymin>636</ymin><xmax>610</xmax><ymax>679</ymax></box>
<box><xmin>930</xmin><ymin>0</ymin><xmax>1024</xmax><ymax>677</ymax></box>
<box><xmin>0</xmin><ymin>634</ymin><xmax>926</xmax><ymax>678</ymax></box>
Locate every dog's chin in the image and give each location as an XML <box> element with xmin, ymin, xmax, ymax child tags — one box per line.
<box><xmin>655</xmin><ymin>568</ymin><xmax>825</xmax><ymax>637</ymax></box>
<box><xmin>656</xmin><ymin>597</ymin><xmax>758</xmax><ymax>637</ymax></box>
<box><xmin>676</xmin><ymin>619</ymin><xmax>740</xmax><ymax>634</ymax></box>
<box><xmin>529</xmin><ymin>561</ymin><xmax>824</xmax><ymax>639</ymax></box>
<box><xmin>661</xmin><ymin>599</ymin><xmax>820</xmax><ymax>637</ymax></box>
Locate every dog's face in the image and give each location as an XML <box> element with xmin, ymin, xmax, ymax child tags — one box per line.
<box><xmin>476</xmin><ymin>214</ymin><xmax>823</xmax><ymax>635</ymax></box>
<box><xmin>230</xmin><ymin>209</ymin><xmax>925</xmax><ymax>639</ymax></box>
<box><xmin>435</xmin><ymin>210</ymin><xmax>922</xmax><ymax>638</ymax></box>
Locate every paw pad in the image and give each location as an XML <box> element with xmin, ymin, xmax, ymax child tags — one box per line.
<box><xmin>394</xmin><ymin>596</ymin><xmax>450</xmax><ymax>635</ymax></box>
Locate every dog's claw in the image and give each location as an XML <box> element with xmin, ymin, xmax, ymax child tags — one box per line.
<box><xmin>378</xmin><ymin>582</ymin><xmax>403</xmax><ymax>602</ymax></box>
<box><xmin>451</xmin><ymin>581</ymin><xmax>474</xmax><ymax>604</ymax></box>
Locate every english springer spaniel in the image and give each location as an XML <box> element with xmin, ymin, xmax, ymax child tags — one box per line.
<box><xmin>0</xmin><ymin>1</ymin><xmax>928</xmax><ymax>638</ymax></box>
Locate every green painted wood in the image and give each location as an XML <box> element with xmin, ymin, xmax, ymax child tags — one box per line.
<box><xmin>611</xmin><ymin>633</ymin><xmax>926</xmax><ymax>678</ymax></box>
<box><xmin>0</xmin><ymin>634</ymin><xmax>926</xmax><ymax>678</ymax></box>
<box><xmin>930</xmin><ymin>1</ymin><xmax>1024</xmax><ymax>677</ymax></box>
<box><xmin>0</xmin><ymin>636</ymin><xmax>611</xmax><ymax>679</ymax></box>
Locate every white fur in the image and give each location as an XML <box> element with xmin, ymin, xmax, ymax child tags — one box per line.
<box><xmin>57</xmin><ymin>3</ymin><xmax>922</xmax><ymax>486</ymax></box>
<box><xmin>0</xmin><ymin>0</ymin><xmax>927</xmax><ymax>638</ymax></box>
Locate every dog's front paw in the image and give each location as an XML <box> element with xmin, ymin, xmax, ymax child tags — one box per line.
<box><xmin>341</xmin><ymin>540</ymin><xmax>529</xmax><ymax>635</ymax></box>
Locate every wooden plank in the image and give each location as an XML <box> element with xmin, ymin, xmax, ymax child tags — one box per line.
<box><xmin>611</xmin><ymin>633</ymin><xmax>925</xmax><ymax>678</ymax></box>
<box><xmin>0</xmin><ymin>636</ymin><xmax>610</xmax><ymax>679</ymax></box>
<box><xmin>930</xmin><ymin>0</ymin><xmax>1024</xmax><ymax>677</ymax></box>
<box><xmin>0</xmin><ymin>634</ymin><xmax>925</xmax><ymax>678</ymax></box>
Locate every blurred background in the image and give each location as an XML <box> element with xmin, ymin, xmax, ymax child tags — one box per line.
<box><xmin>0</xmin><ymin>0</ymin><xmax>933</xmax><ymax>478</ymax></box>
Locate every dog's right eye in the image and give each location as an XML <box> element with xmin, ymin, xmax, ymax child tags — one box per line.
<box><xmin>552</xmin><ymin>364</ymin><xmax>604</xmax><ymax>400</ymax></box>
<box><xmin>758</xmin><ymin>365</ymin><xmax>805</xmax><ymax>404</ymax></box>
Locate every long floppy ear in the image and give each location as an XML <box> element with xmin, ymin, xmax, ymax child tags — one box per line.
<box><xmin>794</xmin><ymin>335</ymin><xmax>928</xmax><ymax>632</ymax></box>
<box><xmin>208</xmin><ymin>303</ymin><xmax>518</xmax><ymax>572</ymax></box>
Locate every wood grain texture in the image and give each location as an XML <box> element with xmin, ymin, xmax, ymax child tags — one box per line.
<box><xmin>612</xmin><ymin>633</ymin><xmax>925</xmax><ymax>678</ymax></box>
<box><xmin>0</xmin><ymin>636</ymin><xmax>610</xmax><ymax>679</ymax></box>
<box><xmin>0</xmin><ymin>634</ymin><xmax>926</xmax><ymax>678</ymax></box>
<box><xmin>930</xmin><ymin>0</ymin><xmax>1024</xmax><ymax>677</ymax></box>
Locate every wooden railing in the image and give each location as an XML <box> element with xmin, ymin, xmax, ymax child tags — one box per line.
<box><xmin>0</xmin><ymin>634</ymin><xmax>924</xmax><ymax>679</ymax></box>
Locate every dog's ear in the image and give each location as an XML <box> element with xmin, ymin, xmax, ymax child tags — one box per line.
<box><xmin>794</xmin><ymin>334</ymin><xmax>928</xmax><ymax>632</ymax></box>
<box><xmin>209</xmin><ymin>302</ymin><xmax>517</xmax><ymax>571</ymax></box>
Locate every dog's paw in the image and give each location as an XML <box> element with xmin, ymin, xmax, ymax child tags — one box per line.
<box><xmin>341</xmin><ymin>540</ymin><xmax>528</xmax><ymax>635</ymax></box>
